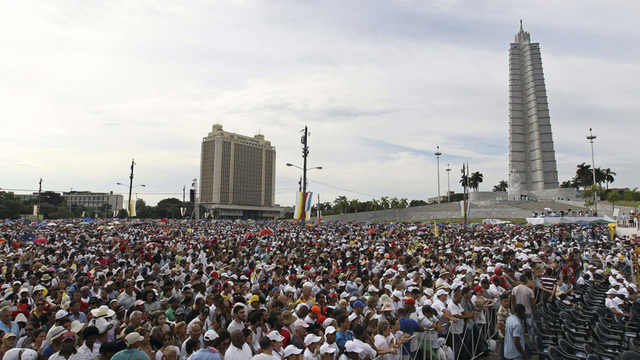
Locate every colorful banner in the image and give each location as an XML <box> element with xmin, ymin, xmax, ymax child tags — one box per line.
<box><xmin>180</xmin><ymin>207</ymin><xmax>187</xmax><ymax>217</ymax></box>
<box><xmin>433</xmin><ymin>221</ymin><xmax>439</xmax><ymax>237</ymax></box>
<box><xmin>458</xmin><ymin>201</ymin><xmax>471</xmax><ymax>218</ymax></box>
<box><xmin>294</xmin><ymin>191</ymin><xmax>313</xmax><ymax>220</ymax></box>
<box><xmin>128</xmin><ymin>200</ymin><xmax>136</xmax><ymax>217</ymax></box>
<box><xmin>32</xmin><ymin>205</ymin><xmax>39</xmax><ymax>216</ymax></box>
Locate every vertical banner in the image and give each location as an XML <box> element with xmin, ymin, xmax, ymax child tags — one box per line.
<box><xmin>204</xmin><ymin>212</ymin><xmax>210</xmax><ymax>219</ymax></box>
<box><xmin>82</xmin><ymin>211</ymin><xmax>86</xmax><ymax>217</ymax></box>
<box><xmin>458</xmin><ymin>201</ymin><xmax>471</xmax><ymax>218</ymax></box>
<box><xmin>180</xmin><ymin>207</ymin><xmax>186</xmax><ymax>217</ymax></box>
<box><xmin>112</xmin><ymin>210</ymin><xmax>117</xmax><ymax>217</ymax></box>
<box><xmin>433</xmin><ymin>221</ymin><xmax>439</xmax><ymax>237</ymax></box>
<box><xmin>294</xmin><ymin>192</ymin><xmax>313</xmax><ymax>220</ymax></box>
<box><xmin>33</xmin><ymin>205</ymin><xmax>39</xmax><ymax>216</ymax></box>
<box><xmin>129</xmin><ymin>200</ymin><xmax>136</xmax><ymax>217</ymax></box>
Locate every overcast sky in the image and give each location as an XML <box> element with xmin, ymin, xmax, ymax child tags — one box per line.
<box><xmin>1</xmin><ymin>1</ymin><xmax>639</xmax><ymax>207</ymax></box>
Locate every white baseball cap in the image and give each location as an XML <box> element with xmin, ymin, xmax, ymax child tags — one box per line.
<box><xmin>284</xmin><ymin>345</ymin><xmax>303</xmax><ymax>357</ymax></box>
<box><xmin>267</xmin><ymin>331</ymin><xmax>285</xmax><ymax>342</ymax></box>
<box><xmin>325</xmin><ymin>326</ymin><xmax>337</xmax><ymax>335</ymax></box>
<box><xmin>204</xmin><ymin>330</ymin><xmax>219</xmax><ymax>342</ymax></box>
<box><xmin>320</xmin><ymin>344</ymin><xmax>337</xmax><ymax>354</ymax></box>
<box><xmin>304</xmin><ymin>334</ymin><xmax>321</xmax><ymax>346</ymax></box>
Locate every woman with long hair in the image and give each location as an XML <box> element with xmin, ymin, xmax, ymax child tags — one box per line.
<box><xmin>173</xmin><ymin>322</ymin><xmax>188</xmax><ymax>350</ymax></box>
<box><xmin>155</xmin><ymin>331</ymin><xmax>175</xmax><ymax>360</ymax></box>
<box><xmin>136</xmin><ymin>327</ymin><xmax>155</xmax><ymax>358</ymax></box>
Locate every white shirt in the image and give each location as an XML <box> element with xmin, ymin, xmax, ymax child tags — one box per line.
<box><xmin>303</xmin><ymin>348</ymin><xmax>320</xmax><ymax>360</ymax></box>
<box><xmin>353</xmin><ymin>339</ymin><xmax>377</xmax><ymax>359</ymax></box>
<box><xmin>226</xmin><ymin>343</ymin><xmax>253</xmax><ymax>360</ymax></box>
<box><xmin>447</xmin><ymin>301</ymin><xmax>464</xmax><ymax>334</ymax></box>
<box><xmin>251</xmin><ymin>353</ymin><xmax>280</xmax><ymax>360</ymax></box>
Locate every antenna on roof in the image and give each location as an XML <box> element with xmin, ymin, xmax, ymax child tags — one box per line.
<box><xmin>520</xmin><ymin>19</ymin><xmax>523</xmax><ymax>31</ymax></box>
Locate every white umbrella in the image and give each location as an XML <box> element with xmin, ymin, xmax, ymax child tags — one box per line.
<box><xmin>544</xmin><ymin>207</ymin><xmax>552</xmax><ymax>212</ymax></box>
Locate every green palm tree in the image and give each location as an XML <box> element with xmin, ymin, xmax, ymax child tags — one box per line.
<box><xmin>493</xmin><ymin>180</ymin><xmax>508</xmax><ymax>192</ymax></box>
<box><xmin>469</xmin><ymin>171</ymin><xmax>484</xmax><ymax>192</ymax></box>
<box><xmin>380</xmin><ymin>196</ymin><xmax>390</xmax><ymax>209</ymax></box>
<box><xmin>604</xmin><ymin>168</ymin><xmax>616</xmax><ymax>190</ymax></box>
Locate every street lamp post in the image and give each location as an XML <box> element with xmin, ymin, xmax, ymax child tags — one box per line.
<box><xmin>435</xmin><ymin>146</ymin><xmax>442</xmax><ymax>204</ymax></box>
<box><xmin>117</xmin><ymin>160</ymin><xmax>146</xmax><ymax>218</ymax></box>
<box><xmin>587</xmin><ymin>128</ymin><xmax>598</xmax><ymax>215</ymax></box>
<box><xmin>445</xmin><ymin>164</ymin><xmax>451</xmax><ymax>202</ymax></box>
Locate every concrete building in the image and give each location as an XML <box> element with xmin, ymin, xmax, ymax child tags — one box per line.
<box><xmin>509</xmin><ymin>21</ymin><xmax>559</xmax><ymax>194</ymax></box>
<box><xmin>199</xmin><ymin>125</ymin><xmax>282</xmax><ymax>220</ymax></box>
<box><xmin>63</xmin><ymin>191</ymin><xmax>124</xmax><ymax>211</ymax></box>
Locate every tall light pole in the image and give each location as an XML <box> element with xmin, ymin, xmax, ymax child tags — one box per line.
<box><xmin>587</xmin><ymin>128</ymin><xmax>598</xmax><ymax>215</ymax></box>
<box><xmin>117</xmin><ymin>159</ymin><xmax>146</xmax><ymax>218</ymax></box>
<box><xmin>287</xmin><ymin>159</ymin><xmax>322</xmax><ymax>230</ymax></box>
<box><xmin>435</xmin><ymin>146</ymin><xmax>442</xmax><ymax>204</ymax></box>
<box><xmin>446</xmin><ymin>164</ymin><xmax>451</xmax><ymax>202</ymax></box>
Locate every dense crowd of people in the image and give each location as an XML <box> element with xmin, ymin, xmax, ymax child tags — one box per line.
<box><xmin>0</xmin><ymin>218</ymin><xmax>635</xmax><ymax>360</ymax></box>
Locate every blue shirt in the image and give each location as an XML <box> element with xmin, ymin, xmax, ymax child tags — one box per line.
<box><xmin>111</xmin><ymin>348</ymin><xmax>150</xmax><ymax>360</ymax></box>
<box><xmin>503</xmin><ymin>315</ymin><xmax>525</xmax><ymax>359</ymax></box>
<box><xmin>399</xmin><ymin>318</ymin><xmax>420</xmax><ymax>355</ymax></box>
<box><xmin>335</xmin><ymin>330</ymin><xmax>353</xmax><ymax>350</ymax></box>
<box><xmin>190</xmin><ymin>349</ymin><xmax>222</xmax><ymax>360</ymax></box>
<box><xmin>0</xmin><ymin>321</ymin><xmax>19</xmax><ymax>337</ymax></box>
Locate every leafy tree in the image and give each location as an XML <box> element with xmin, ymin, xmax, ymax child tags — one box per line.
<box><xmin>493</xmin><ymin>180</ymin><xmax>508</xmax><ymax>192</ymax></box>
<box><xmin>117</xmin><ymin>209</ymin><xmax>129</xmax><ymax>219</ymax></box>
<box><xmin>469</xmin><ymin>171</ymin><xmax>484</xmax><ymax>192</ymax></box>
<box><xmin>40</xmin><ymin>191</ymin><xmax>65</xmax><ymax>206</ymax></box>
<box><xmin>606</xmin><ymin>191</ymin><xmax>620</xmax><ymax>211</ymax></box>
<box><xmin>349</xmin><ymin>199</ymin><xmax>360</xmax><ymax>213</ymax></box>
<box><xmin>156</xmin><ymin>198</ymin><xmax>183</xmax><ymax>219</ymax></box>
<box><xmin>136</xmin><ymin>199</ymin><xmax>152</xmax><ymax>218</ymax></box>
<box><xmin>409</xmin><ymin>199</ymin><xmax>427</xmax><ymax>207</ymax></box>
<box><xmin>334</xmin><ymin>196</ymin><xmax>349</xmax><ymax>214</ymax></box>
<box><xmin>0</xmin><ymin>191</ymin><xmax>28</xmax><ymax>219</ymax></box>
<box><xmin>389</xmin><ymin>197</ymin><xmax>399</xmax><ymax>209</ymax></box>
<box><xmin>582</xmin><ymin>185</ymin><xmax>604</xmax><ymax>206</ymax></box>
<box><xmin>399</xmin><ymin>198</ymin><xmax>408</xmax><ymax>208</ymax></box>
<box><xmin>49</xmin><ymin>205</ymin><xmax>73</xmax><ymax>219</ymax></box>
<box><xmin>370</xmin><ymin>199</ymin><xmax>380</xmax><ymax>211</ymax></box>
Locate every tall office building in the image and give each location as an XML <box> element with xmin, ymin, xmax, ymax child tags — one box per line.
<box><xmin>509</xmin><ymin>21</ymin><xmax>559</xmax><ymax>193</ymax></box>
<box><xmin>199</xmin><ymin>125</ymin><xmax>281</xmax><ymax>219</ymax></box>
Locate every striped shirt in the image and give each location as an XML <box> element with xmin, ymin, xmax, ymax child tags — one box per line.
<box><xmin>539</xmin><ymin>276</ymin><xmax>557</xmax><ymax>291</ymax></box>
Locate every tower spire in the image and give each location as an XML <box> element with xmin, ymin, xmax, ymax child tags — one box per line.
<box><xmin>520</xmin><ymin>19</ymin><xmax>523</xmax><ymax>32</ymax></box>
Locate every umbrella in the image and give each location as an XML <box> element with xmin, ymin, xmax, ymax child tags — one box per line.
<box><xmin>245</xmin><ymin>233</ymin><xmax>253</xmax><ymax>240</ymax></box>
<box><xmin>20</xmin><ymin>234</ymin><xmax>36</xmax><ymax>241</ymax></box>
<box><xmin>34</xmin><ymin>238</ymin><xmax>47</xmax><ymax>243</ymax></box>
<box><xmin>340</xmin><ymin>226</ymin><xmax>350</xmax><ymax>231</ymax></box>
<box><xmin>367</xmin><ymin>229</ymin><xmax>377</xmax><ymax>235</ymax></box>
<box><xmin>544</xmin><ymin>208</ymin><xmax>552</xmax><ymax>212</ymax></box>
<box><xmin>259</xmin><ymin>229</ymin><xmax>273</xmax><ymax>236</ymax></box>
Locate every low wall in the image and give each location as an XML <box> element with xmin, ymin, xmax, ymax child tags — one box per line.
<box><xmin>321</xmin><ymin>205</ymin><xmax>531</xmax><ymax>222</ymax></box>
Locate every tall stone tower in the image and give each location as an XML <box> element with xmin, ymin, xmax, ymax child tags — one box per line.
<box><xmin>509</xmin><ymin>21</ymin><xmax>559</xmax><ymax>194</ymax></box>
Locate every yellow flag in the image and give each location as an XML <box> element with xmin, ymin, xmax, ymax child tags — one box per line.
<box><xmin>434</xmin><ymin>221</ymin><xmax>439</xmax><ymax>237</ymax></box>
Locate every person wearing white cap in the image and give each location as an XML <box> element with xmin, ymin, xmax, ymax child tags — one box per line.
<box><xmin>2</xmin><ymin>348</ymin><xmax>38</xmax><ymax>360</ymax></box>
<box><xmin>266</xmin><ymin>331</ymin><xmax>285</xmax><ymax>359</ymax></box>
<box><xmin>291</xmin><ymin>319</ymin><xmax>309</xmax><ymax>351</ymax></box>
<box><xmin>283</xmin><ymin>345</ymin><xmax>303</xmax><ymax>360</ymax></box>
<box><xmin>112</xmin><ymin>332</ymin><xmax>149</xmax><ymax>360</ymax></box>
<box><xmin>319</xmin><ymin>343</ymin><xmax>337</xmax><ymax>360</ymax></box>
<box><xmin>323</xmin><ymin>326</ymin><xmax>339</xmax><ymax>359</ymax></box>
<box><xmin>302</xmin><ymin>334</ymin><xmax>321</xmax><ymax>360</ymax></box>
<box><xmin>189</xmin><ymin>330</ymin><xmax>222</xmax><ymax>360</ymax></box>
<box><xmin>605</xmin><ymin>289</ymin><xmax>631</xmax><ymax>318</ymax></box>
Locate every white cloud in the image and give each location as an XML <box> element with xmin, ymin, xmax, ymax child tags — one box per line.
<box><xmin>0</xmin><ymin>0</ymin><xmax>638</xmax><ymax>206</ymax></box>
